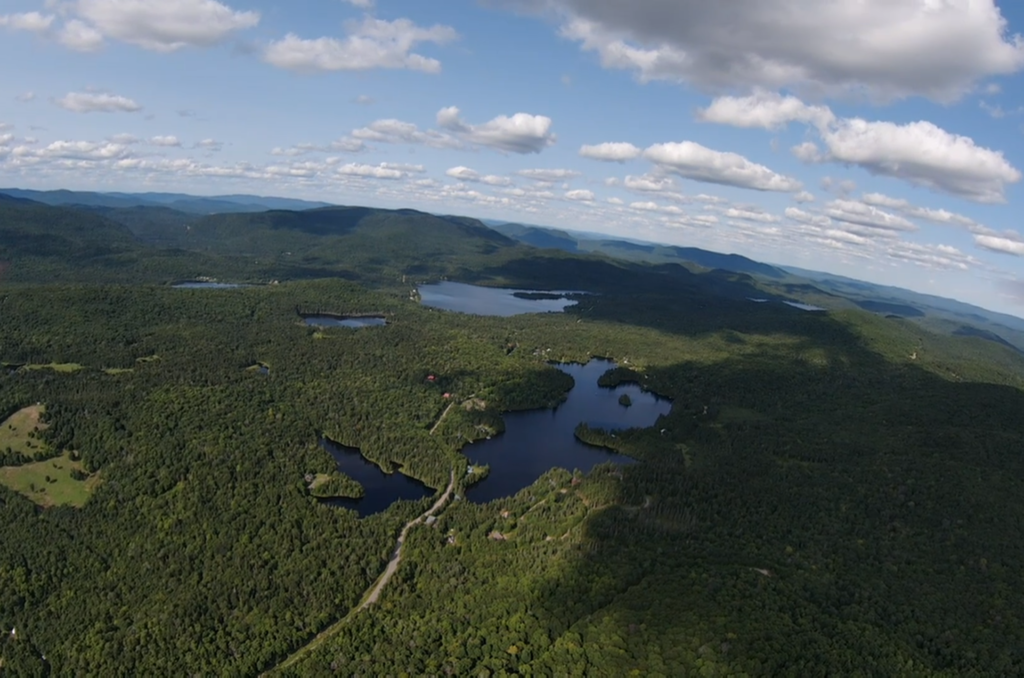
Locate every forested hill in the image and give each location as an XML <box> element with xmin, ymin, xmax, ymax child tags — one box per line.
<box><xmin>490</xmin><ymin>221</ymin><xmax>788</xmax><ymax>278</ymax></box>
<box><xmin>3</xmin><ymin>191</ymin><xmax>1024</xmax><ymax>675</ymax></box>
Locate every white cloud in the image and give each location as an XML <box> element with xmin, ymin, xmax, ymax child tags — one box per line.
<box><xmin>445</xmin><ymin>166</ymin><xmax>512</xmax><ymax>185</ymax></box>
<box><xmin>817</xmin><ymin>118</ymin><xmax>1021</xmax><ymax>203</ymax></box>
<box><xmin>0</xmin><ymin>12</ymin><xmax>55</xmax><ymax>33</ymax></box>
<box><xmin>336</xmin><ymin>162</ymin><xmax>414</xmax><ymax>179</ymax></box>
<box><xmin>785</xmin><ymin>207</ymin><xmax>832</xmax><ymax>227</ymax></box>
<box><xmin>55</xmin><ymin>92</ymin><xmax>142</xmax><ymax>113</ymax></box>
<box><xmin>59</xmin><ymin>19</ymin><xmax>105</xmax><ymax>51</ymax></box>
<box><xmin>342</xmin><ymin>0</ymin><xmax>374</xmax><ymax>7</ymax></box>
<box><xmin>623</xmin><ymin>174</ymin><xmax>673</xmax><ymax>193</ymax></box>
<box><xmin>195</xmin><ymin>139</ymin><xmax>224</xmax><ymax>151</ymax></box>
<box><xmin>11</xmin><ymin>139</ymin><xmax>132</xmax><ymax>161</ymax></box>
<box><xmin>579</xmin><ymin>141</ymin><xmax>642</xmax><ymax>162</ymax></box>
<box><xmin>529</xmin><ymin>0</ymin><xmax>1024</xmax><ymax>100</ymax></box>
<box><xmin>264</xmin><ymin>17</ymin><xmax>456</xmax><ymax>73</ymax></box>
<box><xmin>860</xmin><ymin>192</ymin><xmax>981</xmax><ymax>231</ymax></box>
<box><xmin>149</xmin><ymin>135</ymin><xmax>181</xmax><ymax>147</ymax></box>
<box><xmin>436</xmin><ymin>106</ymin><xmax>555</xmax><ymax>154</ymax></box>
<box><xmin>703</xmin><ymin>92</ymin><xmax>1024</xmax><ymax>203</ymax></box>
<box><xmin>823</xmin><ymin>199</ymin><xmax>917</xmax><ymax>232</ymax></box>
<box><xmin>271</xmin><ymin>138</ymin><xmax>366</xmax><ymax>156</ymax></box>
<box><xmin>351</xmin><ymin>118</ymin><xmax>460</xmax><ymax>149</ymax></box>
<box><xmin>75</xmin><ymin>0</ymin><xmax>259</xmax><ymax>52</ymax></box>
<box><xmin>15</xmin><ymin>92</ymin><xmax>36</xmax><ymax>103</ymax></box>
<box><xmin>565</xmin><ymin>189</ymin><xmax>595</xmax><ymax>201</ymax></box>
<box><xmin>354</xmin><ymin>94</ymin><xmax>375</xmax><ymax>105</ymax></box>
<box><xmin>516</xmin><ymin>168</ymin><xmax>581</xmax><ymax>183</ymax></box>
<box><xmin>698</xmin><ymin>90</ymin><xmax>835</xmax><ymax>130</ymax></box>
<box><xmin>975</xmin><ymin>234</ymin><xmax>1024</xmax><ymax>256</ymax></box>
<box><xmin>723</xmin><ymin>207</ymin><xmax>780</xmax><ymax>223</ymax></box>
<box><xmin>643</xmin><ymin>141</ymin><xmax>802</xmax><ymax>192</ymax></box>
<box><xmin>793</xmin><ymin>191</ymin><xmax>815</xmax><ymax>203</ymax></box>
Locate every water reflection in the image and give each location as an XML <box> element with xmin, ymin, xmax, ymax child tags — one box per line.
<box><xmin>319</xmin><ymin>439</ymin><xmax>432</xmax><ymax>517</ymax></box>
<box><xmin>418</xmin><ymin>281</ymin><xmax>582</xmax><ymax>316</ymax></box>
<box><xmin>465</xmin><ymin>360</ymin><xmax>671</xmax><ymax>503</ymax></box>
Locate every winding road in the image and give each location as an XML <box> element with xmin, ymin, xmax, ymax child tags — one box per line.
<box><xmin>263</xmin><ymin>468</ymin><xmax>456</xmax><ymax>675</ymax></box>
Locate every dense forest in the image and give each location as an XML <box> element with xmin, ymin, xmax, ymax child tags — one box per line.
<box><xmin>1</xmin><ymin>198</ymin><xmax>1024</xmax><ymax>675</ymax></box>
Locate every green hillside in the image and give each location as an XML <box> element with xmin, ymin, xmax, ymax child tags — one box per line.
<box><xmin>1</xmin><ymin>197</ymin><xmax>1023</xmax><ymax>675</ymax></box>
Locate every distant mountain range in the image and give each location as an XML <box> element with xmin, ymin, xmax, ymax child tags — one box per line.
<box><xmin>3</xmin><ymin>189</ymin><xmax>1021</xmax><ymax>353</ymax></box>
<box><xmin>0</xmin><ymin>188</ymin><xmax>333</xmax><ymax>214</ymax></box>
<box><xmin>488</xmin><ymin>220</ymin><xmax>1024</xmax><ymax>352</ymax></box>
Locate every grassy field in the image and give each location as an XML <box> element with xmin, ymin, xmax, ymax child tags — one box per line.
<box><xmin>24</xmin><ymin>363</ymin><xmax>84</xmax><ymax>373</ymax></box>
<box><xmin>0</xmin><ymin>405</ymin><xmax>49</xmax><ymax>457</ymax></box>
<box><xmin>0</xmin><ymin>452</ymin><xmax>99</xmax><ymax>508</ymax></box>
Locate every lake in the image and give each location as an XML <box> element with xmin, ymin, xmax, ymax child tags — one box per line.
<box><xmin>783</xmin><ymin>301</ymin><xmax>827</xmax><ymax>312</ymax></box>
<box><xmin>464</xmin><ymin>360</ymin><xmax>672</xmax><ymax>503</ymax></box>
<box><xmin>319</xmin><ymin>439</ymin><xmax>432</xmax><ymax>517</ymax></box>
<box><xmin>303</xmin><ymin>315</ymin><xmax>388</xmax><ymax>328</ymax></box>
<box><xmin>173</xmin><ymin>281</ymin><xmax>244</xmax><ymax>289</ymax></box>
<box><xmin>418</xmin><ymin>281</ymin><xmax>582</xmax><ymax>316</ymax></box>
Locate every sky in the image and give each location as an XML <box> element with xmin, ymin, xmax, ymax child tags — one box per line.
<box><xmin>1</xmin><ymin>1</ymin><xmax>1024</xmax><ymax>316</ymax></box>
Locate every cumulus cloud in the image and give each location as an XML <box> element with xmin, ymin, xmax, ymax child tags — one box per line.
<box><xmin>793</xmin><ymin>191</ymin><xmax>815</xmax><ymax>203</ymax></box>
<box><xmin>149</xmin><ymin>135</ymin><xmax>181</xmax><ymax>147</ymax></box>
<box><xmin>786</xmin><ymin>207</ymin><xmax>832</xmax><ymax>227</ymax></box>
<box><xmin>343</xmin><ymin>0</ymin><xmax>374</xmax><ymax>7</ymax></box>
<box><xmin>264</xmin><ymin>17</ymin><xmax>456</xmax><ymax>73</ymax></box>
<box><xmin>436</xmin><ymin>106</ymin><xmax>555</xmax><ymax>154</ymax></box>
<box><xmin>701</xmin><ymin>91</ymin><xmax>1022</xmax><ymax>203</ymax></box>
<box><xmin>818</xmin><ymin>118</ymin><xmax>1021</xmax><ymax>203</ymax></box>
<box><xmin>58</xmin><ymin>19</ymin><xmax>105</xmax><ymax>51</ymax></box>
<box><xmin>860</xmin><ymin>192</ymin><xmax>982</xmax><ymax>231</ymax></box>
<box><xmin>0</xmin><ymin>12</ymin><xmax>55</xmax><ymax>33</ymax></box>
<box><xmin>73</xmin><ymin>0</ymin><xmax>259</xmax><ymax>52</ymax></box>
<box><xmin>697</xmin><ymin>90</ymin><xmax>834</xmax><ymax>130</ymax></box>
<box><xmin>351</xmin><ymin>118</ymin><xmax>460</xmax><ymax>149</ymax></box>
<box><xmin>444</xmin><ymin>166</ymin><xmax>512</xmax><ymax>185</ymax></box>
<box><xmin>822</xmin><ymin>199</ymin><xmax>918</xmax><ymax>232</ymax></box>
<box><xmin>565</xmin><ymin>189</ymin><xmax>595</xmax><ymax>201</ymax></box>
<box><xmin>15</xmin><ymin>92</ymin><xmax>36</xmax><ymax>103</ymax></box>
<box><xmin>512</xmin><ymin>0</ymin><xmax>1024</xmax><ymax>100</ymax></box>
<box><xmin>55</xmin><ymin>92</ymin><xmax>142</xmax><ymax>113</ymax></box>
<box><xmin>336</xmin><ymin>162</ymin><xmax>420</xmax><ymax>179</ymax></box>
<box><xmin>643</xmin><ymin>141</ymin><xmax>802</xmax><ymax>192</ymax></box>
<box><xmin>975</xmin><ymin>234</ymin><xmax>1024</xmax><ymax>256</ymax></box>
<box><xmin>579</xmin><ymin>142</ymin><xmax>642</xmax><ymax>162</ymax></box>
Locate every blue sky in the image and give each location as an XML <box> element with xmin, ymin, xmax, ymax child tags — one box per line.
<box><xmin>2</xmin><ymin>0</ymin><xmax>1024</xmax><ymax>315</ymax></box>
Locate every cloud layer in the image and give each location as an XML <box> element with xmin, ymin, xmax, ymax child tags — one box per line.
<box><xmin>509</xmin><ymin>0</ymin><xmax>1024</xmax><ymax>100</ymax></box>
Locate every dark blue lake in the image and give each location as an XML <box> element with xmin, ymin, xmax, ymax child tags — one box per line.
<box><xmin>464</xmin><ymin>360</ymin><xmax>672</xmax><ymax>503</ymax></box>
<box><xmin>319</xmin><ymin>439</ymin><xmax>432</xmax><ymax>517</ymax></box>
<box><xmin>173</xmin><ymin>282</ymin><xmax>244</xmax><ymax>289</ymax></box>
<box><xmin>303</xmin><ymin>315</ymin><xmax>387</xmax><ymax>328</ymax></box>
<box><xmin>418</xmin><ymin>281</ymin><xmax>582</xmax><ymax>316</ymax></box>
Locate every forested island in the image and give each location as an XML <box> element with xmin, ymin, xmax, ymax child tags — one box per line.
<box><xmin>1</xmin><ymin>196</ymin><xmax>1024</xmax><ymax>675</ymax></box>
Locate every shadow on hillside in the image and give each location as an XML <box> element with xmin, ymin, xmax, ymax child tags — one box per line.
<box><xmin>514</xmin><ymin>335</ymin><xmax>1024</xmax><ymax>675</ymax></box>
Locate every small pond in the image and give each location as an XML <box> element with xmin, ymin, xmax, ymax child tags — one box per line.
<box><xmin>173</xmin><ymin>281</ymin><xmax>244</xmax><ymax>289</ymax></box>
<box><xmin>418</xmin><ymin>281</ymin><xmax>582</xmax><ymax>316</ymax></box>
<box><xmin>319</xmin><ymin>439</ymin><xmax>432</xmax><ymax>517</ymax></box>
<box><xmin>303</xmin><ymin>315</ymin><xmax>388</xmax><ymax>328</ymax></box>
<box><xmin>464</xmin><ymin>359</ymin><xmax>672</xmax><ymax>503</ymax></box>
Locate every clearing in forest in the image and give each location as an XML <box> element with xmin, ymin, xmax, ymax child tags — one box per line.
<box><xmin>25</xmin><ymin>363</ymin><xmax>84</xmax><ymax>373</ymax></box>
<box><xmin>0</xmin><ymin>452</ymin><xmax>99</xmax><ymax>508</ymax></box>
<box><xmin>0</xmin><ymin>405</ymin><xmax>49</xmax><ymax>458</ymax></box>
